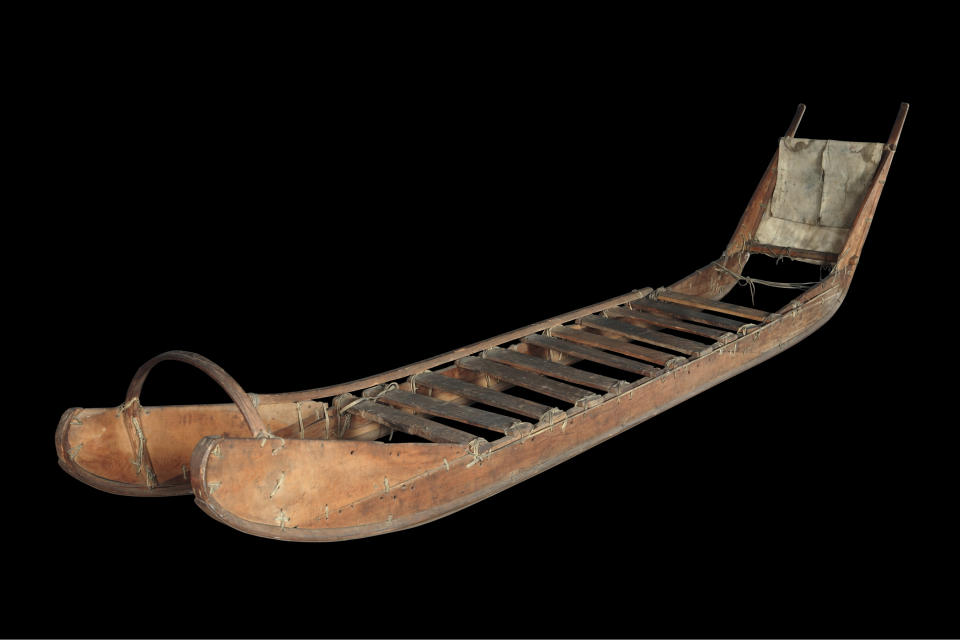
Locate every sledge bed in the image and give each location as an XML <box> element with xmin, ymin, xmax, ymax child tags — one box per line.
<box><xmin>56</xmin><ymin>103</ymin><xmax>909</xmax><ymax>541</ymax></box>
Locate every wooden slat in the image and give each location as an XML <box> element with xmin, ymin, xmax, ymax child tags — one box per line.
<box><xmin>483</xmin><ymin>347</ymin><xmax>622</xmax><ymax>392</ymax></box>
<box><xmin>580</xmin><ymin>316</ymin><xmax>707</xmax><ymax>356</ymax></box>
<box><xmin>655</xmin><ymin>289</ymin><xmax>770</xmax><ymax>323</ymax></box>
<box><xmin>347</xmin><ymin>398</ymin><xmax>477</xmax><ymax>444</ymax></box>
<box><xmin>551</xmin><ymin>326</ymin><xmax>680</xmax><ymax>367</ymax></box>
<box><xmin>379</xmin><ymin>389</ymin><xmax>519</xmax><ymax>433</ymax></box>
<box><xmin>606</xmin><ymin>306</ymin><xmax>730</xmax><ymax>341</ymax></box>
<box><xmin>627</xmin><ymin>298</ymin><xmax>747</xmax><ymax>332</ymax></box>
<box><xmin>523</xmin><ymin>333</ymin><xmax>660</xmax><ymax>377</ymax></box>
<box><xmin>458</xmin><ymin>356</ymin><xmax>596</xmax><ymax>405</ymax></box>
<box><xmin>746</xmin><ymin>241</ymin><xmax>838</xmax><ymax>264</ymax></box>
<box><xmin>412</xmin><ymin>372</ymin><xmax>551</xmax><ymax>420</ymax></box>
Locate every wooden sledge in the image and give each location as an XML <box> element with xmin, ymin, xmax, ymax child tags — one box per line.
<box><xmin>56</xmin><ymin>103</ymin><xmax>909</xmax><ymax>541</ymax></box>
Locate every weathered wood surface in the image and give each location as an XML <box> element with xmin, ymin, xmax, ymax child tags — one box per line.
<box><xmin>627</xmin><ymin>298</ymin><xmax>747</xmax><ymax>332</ymax></box>
<box><xmin>551</xmin><ymin>325</ymin><xmax>680</xmax><ymax>367</ymax></box>
<box><xmin>523</xmin><ymin>333</ymin><xmax>660</xmax><ymax>377</ymax></box>
<box><xmin>55</xmin><ymin>401</ymin><xmax>328</xmax><ymax>496</ymax></box>
<box><xmin>342</xmin><ymin>395</ymin><xmax>478</xmax><ymax>445</ymax></box>
<box><xmin>605</xmin><ymin>306</ymin><xmax>730</xmax><ymax>341</ymax></box>
<box><xmin>654</xmin><ymin>290</ymin><xmax>771</xmax><ymax>323</ymax></box>
<box><xmin>411</xmin><ymin>372</ymin><xmax>553</xmax><ymax>420</ymax></box>
<box><xmin>379</xmin><ymin>388</ymin><xmax>520</xmax><ymax>433</ymax></box>
<box><xmin>580</xmin><ymin>315</ymin><xmax>708</xmax><ymax>356</ymax></box>
<box><xmin>482</xmin><ymin>347</ymin><xmax>622</xmax><ymax>392</ymax></box>
<box><xmin>458</xmin><ymin>356</ymin><xmax>598</xmax><ymax>405</ymax></box>
<box><xmin>746</xmin><ymin>241</ymin><xmax>839</xmax><ymax>264</ymax></box>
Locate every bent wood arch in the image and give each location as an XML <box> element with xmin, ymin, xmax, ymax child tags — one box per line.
<box><xmin>120</xmin><ymin>350</ymin><xmax>270</xmax><ymax>488</ymax></box>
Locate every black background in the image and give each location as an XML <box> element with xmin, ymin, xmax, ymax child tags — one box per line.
<box><xmin>11</xmin><ymin>24</ymin><xmax>955</xmax><ymax>640</ymax></box>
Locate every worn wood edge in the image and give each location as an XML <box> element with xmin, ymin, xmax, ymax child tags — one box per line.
<box><xmin>53</xmin><ymin>401</ymin><xmax>327</xmax><ymax>493</ymax></box>
<box><xmin>668</xmin><ymin>252</ymin><xmax>751</xmax><ymax>301</ymax></box>
<box><xmin>834</xmin><ymin>113</ymin><xmax>903</xmax><ymax>275</ymax></box>
<box><xmin>746</xmin><ymin>241</ymin><xmax>839</xmax><ymax>265</ymax></box>
<box><xmin>55</xmin><ymin>407</ymin><xmax>192</xmax><ymax>497</ymax></box>
<box><xmin>189</xmin><ymin>280</ymin><xmax>846</xmax><ymax>541</ymax></box>
<box><xmin>190</xmin><ymin>436</ymin><xmax>479</xmax><ymax>542</ymax></box>
<box><xmin>654</xmin><ymin>289</ymin><xmax>772</xmax><ymax>323</ymax></box>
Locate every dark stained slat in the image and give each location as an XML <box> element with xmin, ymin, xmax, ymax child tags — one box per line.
<box><xmin>580</xmin><ymin>316</ymin><xmax>708</xmax><ymax>356</ymax></box>
<box><xmin>483</xmin><ymin>347</ymin><xmax>621</xmax><ymax>392</ymax></box>
<box><xmin>523</xmin><ymin>333</ymin><xmax>660</xmax><ymax>377</ymax></box>
<box><xmin>347</xmin><ymin>398</ymin><xmax>477</xmax><ymax>444</ymax></box>
<box><xmin>551</xmin><ymin>326</ymin><xmax>680</xmax><ymax>367</ymax></box>
<box><xmin>458</xmin><ymin>356</ymin><xmax>596</xmax><ymax>405</ymax></box>
<box><xmin>628</xmin><ymin>298</ymin><xmax>747</xmax><ymax>332</ymax></box>
<box><xmin>606</xmin><ymin>306</ymin><xmax>730</xmax><ymax>341</ymax></box>
<box><xmin>656</xmin><ymin>289</ymin><xmax>771</xmax><ymax>323</ymax></box>
<box><xmin>746</xmin><ymin>241</ymin><xmax>838</xmax><ymax>264</ymax></box>
<box><xmin>412</xmin><ymin>372</ymin><xmax>551</xmax><ymax>420</ymax></box>
<box><xmin>379</xmin><ymin>389</ymin><xmax>519</xmax><ymax>433</ymax></box>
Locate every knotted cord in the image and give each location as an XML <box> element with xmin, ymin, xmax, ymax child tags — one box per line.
<box><xmin>337</xmin><ymin>382</ymin><xmax>399</xmax><ymax>438</ymax></box>
<box><xmin>712</xmin><ymin>261</ymin><xmax>820</xmax><ymax>306</ymax></box>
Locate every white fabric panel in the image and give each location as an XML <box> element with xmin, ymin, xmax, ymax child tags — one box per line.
<box><xmin>818</xmin><ymin>140</ymin><xmax>884</xmax><ymax>227</ymax></box>
<box><xmin>754</xmin><ymin>137</ymin><xmax>884</xmax><ymax>254</ymax></box>
<box><xmin>754</xmin><ymin>216</ymin><xmax>852</xmax><ymax>254</ymax></box>
<box><xmin>768</xmin><ymin>138</ymin><xmax>826</xmax><ymax>225</ymax></box>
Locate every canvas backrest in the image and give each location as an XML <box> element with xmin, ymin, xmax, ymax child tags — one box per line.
<box><xmin>753</xmin><ymin>137</ymin><xmax>885</xmax><ymax>255</ymax></box>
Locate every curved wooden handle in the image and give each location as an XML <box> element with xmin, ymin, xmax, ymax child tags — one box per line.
<box><xmin>125</xmin><ymin>350</ymin><xmax>269</xmax><ymax>438</ymax></box>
